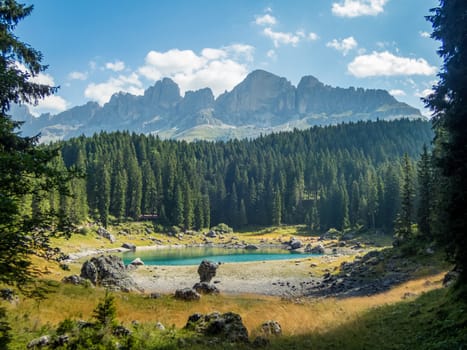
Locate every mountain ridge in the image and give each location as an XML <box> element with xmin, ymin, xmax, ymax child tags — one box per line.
<box><xmin>13</xmin><ymin>69</ymin><xmax>423</xmax><ymax>142</ymax></box>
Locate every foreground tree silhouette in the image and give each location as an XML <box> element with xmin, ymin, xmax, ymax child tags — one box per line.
<box><xmin>0</xmin><ymin>0</ymin><xmax>74</xmax><ymax>294</ymax></box>
<box><xmin>425</xmin><ymin>0</ymin><xmax>467</xmax><ymax>282</ymax></box>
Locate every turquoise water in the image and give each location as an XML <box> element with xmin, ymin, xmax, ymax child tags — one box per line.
<box><xmin>122</xmin><ymin>246</ymin><xmax>316</xmax><ymax>266</ymax></box>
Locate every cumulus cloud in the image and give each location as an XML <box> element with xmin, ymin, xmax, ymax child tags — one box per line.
<box><xmin>263</xmin><ymin>27</ymin><xmax>300</xmax><ymax>47</ymax></box>
<box><xmin>389</xmin><ymin>89</ymin><xmax>406</xmax><ymax>97</ymax></box>
<box><xmin>332</xmin><ymin>0</ymin><xmax>388</xmax><ymax>17</ymax></box>
<box><xmin>105</xmin><ymin>60</ymin><xmax>125</xmax><ymax>72</ymax></box>
<box><xmin>348</xmin><ymin>51</ymin><xmax>437</xmax><ymax>77</ymax></box>
<box><xmin>29</xmin><ymin>95</ymin><xmax>68</xmax><ymax>116</ymax></box>
<box><xmin>84</xmin><ymin>72</ymin><xmax>144</xmax><ymax>105</ymax></box>
<box><xmin>138</xmin><ymin>45</ymin><xmax>253</xmax><ymax>97</ymax></box>
<box><xmin>255</xmin><ymin>14</ymin><xmax>277</xmax><ymax>26</ymax></box>
<box><xmin>68</xmin><ymin>71</ymin><xmax>88</xmax><ymax>80</ymax></box>
<box><xmin>326</xmin><ymin>36</ymin><xmax>358</xmax><ymax>56</ymax></box>
<box><xmin>308</xmin><ymin>32</ymin><xmax>319</xmax><ymax>41</ymax></box>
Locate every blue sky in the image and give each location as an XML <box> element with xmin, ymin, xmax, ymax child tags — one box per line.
<box><xmin>17</xmin><ymin>0</ymin><xmax>440</xmax><ymax>116</ymax></box>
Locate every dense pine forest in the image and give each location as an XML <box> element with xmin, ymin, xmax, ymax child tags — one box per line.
<box><xmin>36</xmin><ymin>119</ymin><xmax>433</xmax><ymax>232</ymax></box>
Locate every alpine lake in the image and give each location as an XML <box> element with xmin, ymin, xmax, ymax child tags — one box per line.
<box><xmin>122</xmin><ymin>246</ymin><xmax>319</xmax><ymax>266</ymax></box>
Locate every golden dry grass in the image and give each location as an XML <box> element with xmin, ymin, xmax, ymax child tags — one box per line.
<box><xmin>5</xmin><ymin>272</ymin><xmax>445</xmax><ymax>338</ymax></box>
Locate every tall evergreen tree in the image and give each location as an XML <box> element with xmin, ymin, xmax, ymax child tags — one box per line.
<box><xmin>0</xmin><ymin>0</ymin><xmax>75</xmax><ymax>293</ymax></box>
<box><xmin>416</xmin><ymin>145</ymin><xmax>433</xmax><ymax>239</ymax></box>
<box><xmin>395</xmin><ymin>154</ymin><xmax>415</xmax><ymax>242</ymax></box>
<box><xmin>425</xmin><ymin>0</ymin><xmax>467</xmax><ymax>281</ymax></box>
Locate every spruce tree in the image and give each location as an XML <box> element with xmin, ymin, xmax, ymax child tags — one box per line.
<box><xmin>425</xmin><ymin>0</ymin><xmax>467</xmax><ymax>281</ymax></box>
<box><xmin>0</xmin><ymin>0</ymin><xmax>75</xmax><ymax>292</ymax></box>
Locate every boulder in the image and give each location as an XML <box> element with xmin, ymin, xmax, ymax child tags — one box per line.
<box><xmin>155</xmin><ymin>322</ymin><xmax>165</xmax><ymax>330</ymax></box>
<box><xmin>207</xmin><ymin>230</ymin><xmax>217</xmax><ymax>238</ymax></box>
<box><xmin>245</xmin><ymin>244</ymin><xmax>259</xmax><ymax>250</ymax></box>
<box><xmin>27</xmin><ymin>335</ymin><xmax>50</xmax><ymax>348</ymax></box>
<box><xmin>130</xmin><ymin>257</ymin><xmax>144</xmax><ymax>266</ymax></box>
<box><xmin>174</xmin><ymin>288</ymin><xmax>201</xmax><ymax>301</ymax></box>
<box><xmin>289</xmin><ymin>238</ymin><xmax>302</xmax><ymax>250</ymax></box>
<box><xmin>185</xmin><ymin>312</ymin><xmax>249</xmax><ymax>343</ymax></box>
<box><xmin>97</xmin><ymin>227</ymin><xmax>115</xmax><ymax>242</ymax></box>
<box><xmin>193</xmin><ymin>282</ymin><xmax>220</xmax><ymax>295</ymax></box>
<box><xmin>122</xmin><ymin>243</ymin><xmax>136</xmax><ymax>250</ymax></box>
<box><xmin>198</xmin><ymin>260</ymin><xmax>219</xmax><ymax>283</ymax></box>
<box><xmin>62</xmin><ymin>275</ymin><xmax>86</xmax><ymax>285</ymax></box>
<box><xmin>80</xmin><ymin>255</ymin><xmax>141</xmax><ymax>292</ymax></box>
<box><xmin>260</xmin><ymin>320</ymin><xmax>282</xmax><ymax>337</ymax></box>
<box><xmin>310</xmin><ymin>244</ymin><xmax>325</xmax><ymax>254</ymax></box>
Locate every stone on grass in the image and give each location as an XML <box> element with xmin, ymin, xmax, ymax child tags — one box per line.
<box><xmin>185</xmin><ymin>311</ymin><xmax>249</xmax><ymax>343</ymax></box>
<box><xmin>174</xmin><ymin>288</ymin><xmax>201</xmax><ymax>301</ymax></box>
<box><xmin>260</xmin><ymin>320</ymin><xmax>282</xmax><ymax>336</ymax></box>
<box><xmin>80</xmin><ymin>255</ymin><xmax>141</xmax><ymax>292</ymax></box>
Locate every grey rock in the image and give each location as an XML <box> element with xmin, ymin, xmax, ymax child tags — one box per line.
<box><xmin>260</xmin><ymin>320</ymin><xmax>282</xmax><ymax>337</ymax></box>
<box><xmin>289</xmin><ymin>238</ymin><xmax>302</xmax><ymax>250</ymax></box>
<box><xmin>198</xmin><ymin>260</ymin><xmax>219</xmax><ymax>283</ymax></box>
<box><xmin>207</xmin><ymin>230</ymin><xmax>217</xmax><ymax>238</ymax></box>
<box><xmin>122</xmin><ymin>243</ymin><xmax>136</xmax><ymax>250</ymax></box>
<box><xmin>80</xmin><ymin>255</ymin><xmax>141</xmax><ymax>292</ymax></box>
<box><xmin>310</xmin><ymin>244</ymin><xmax>325</xmax><ymax>254</ymax></box>
<box><xmin>245</xmin><ymin>244</ymin><xmax>259</xmax><ymax>250</ymax></box>
<box><xmin>185</xmin><ymin>311</ymin><xmax>249</xmax><ymax>343</ymax></box>
<box><xmin>27</xmin><ymin>335</ymin><xmax>50</xmax><ymax>348</ymax></box>
<box><xmin>62</xmin><ymin>275</ymin><xmax>86</xmax><ymax>285</ymax></box>
<box><xmin>155</xmin><ymin>322</ymin><xmax>165</xmax><ymax>330</ymax></box>
<box><xmin>97</xmin><ymin>226</ymin><xmax>114</xmax><ymax>242</ymax></box>
<box><xmin>130</xmin><ymin>257</ymin><xmax>144</xmax><ymax>266</ymax></box>
<box><xmin>193</xmin><ymin>282</ymin><xmax>220</xmax><ymax>295</ymax></box>
<box><xmin>175</xmin><ymin>288</ymin><xmax>201</xmax><ymax>301</ymax></box>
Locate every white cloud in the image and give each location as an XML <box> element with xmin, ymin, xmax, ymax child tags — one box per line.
<box><xmin>226</xmin><ymin>44</ymin><xmax>255</xmax><ymax>62</ymax></box>
<box><xmin>308</xmin><ymin>32</ymin><xmax>319</xmax><ymax>41</ymax></box>
<box><xmin>266</xmin><ymin>49</ymin><xmax>277</xmax><ymax>60</ymax></box>
<box><xmin>326</xmin><ymin>36</ymin><xmax>358</xmax><ymax>56</ymax></box>
<box><xmin>419</xmin><ymin>31</ymin><xmax>430</xmax><ymax>38</ymax></box>
<box><xmin>105</xmin><ymin>60</ymin><xmax>125</xmax><ymax>72</ymax></box>
<box><xmin>415</xmin><ymin>88</ymin><xmax>433</xmax><ymax>98</ymax></box>
<box><xmin>263</xmin><ymin>27</ymin><xmax>300</xmax><ymax>47</ymax></box>
<box><xmin>29</xmin><ymin>95</ymin><xmax>68</xmax><ymax>116</ymax></box>
<box><xmin>84</xmin><ymin>72</ymin><xmax>144</xmax><ymax>105</ymax></box>
<box><xmin>68</xmin><ymin>71</ymin><xmax>88</xmax><ymax>80</ymax></box>
<box><xmin>332</xmin><ymin>0</ymin><xmax>388</xmax><ymax>17</ymax></box>
<box><xmin>348</xmin><ymin>51</ymin><xmax>437</xmax><ymax>77</ymax></box>
<box><xmin>389</xmin><ymin>89</ymin><xmax>406</xmax><ymax>97</ymax></box>
<box><xmin>255</xmin><ymin>14</ymin><xmax>277</xmax><ymax>26</ymax></box>
<box><xmin>138</xmin><ymin>46</ymin><xmax>252</xmax><ymax>97</ymax></box>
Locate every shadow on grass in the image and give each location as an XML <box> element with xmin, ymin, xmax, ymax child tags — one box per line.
<box><xmin>185</xmin><ymin>287</ymin><xmax>467</xmax><ymax>350</ymax></box>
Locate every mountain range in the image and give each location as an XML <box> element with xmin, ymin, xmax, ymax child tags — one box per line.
<box><xmin>12</xmin><ymin>69</ymin><xmax>423</xmax><ymax>142</ymax></box>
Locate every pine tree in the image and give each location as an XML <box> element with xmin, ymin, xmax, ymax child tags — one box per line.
<box><xmin>0</xmin><ymin>0</ymin><xmax>75</xmax><ymax>292</ymax></box>
<box><xmin>425</xmin><ymin>0</ymin><xmax>467</xmax><ymax>281</ymax></box>
<box><xmin>416</xmin><ymin>145</ymin><xmax>433</xmax><ymax>239</ymax></box>
<box><xmin>395</xmin><ymin>153</ymin><xmax>415</xmax><ymax>242</ymax></box>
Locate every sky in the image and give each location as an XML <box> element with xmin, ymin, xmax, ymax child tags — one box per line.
<box><xmin>16</xmin><ymin>0</ymin><xmax>441</xmax><ymax>116</ymax></box>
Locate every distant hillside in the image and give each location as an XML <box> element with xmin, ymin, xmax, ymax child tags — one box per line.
<box><xmin>13</xmin><ymin>70</ymin><xmax>423</xmax><ymax>142</ymax></box>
